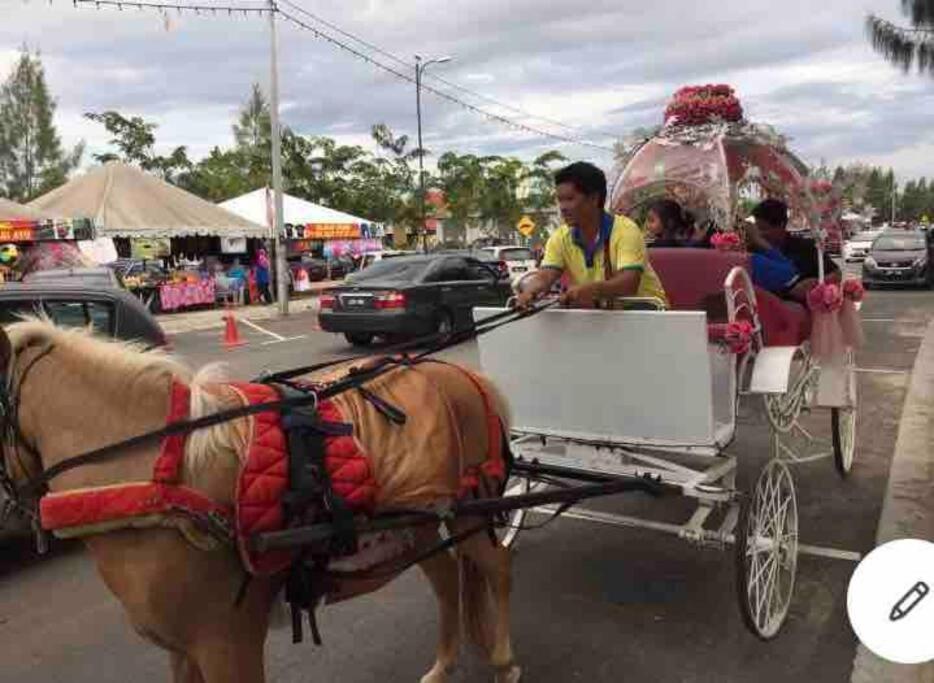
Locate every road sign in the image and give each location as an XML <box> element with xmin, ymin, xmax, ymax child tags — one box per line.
<box><xmin>517</xmin><ymin>216</ymin><xmax>536</xmax><ymax>237</ymax></box>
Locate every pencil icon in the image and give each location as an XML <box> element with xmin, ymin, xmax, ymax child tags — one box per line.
<box><xmin>890</xmin><ymin>581</ymin><xmax>929</xmax><ymax>622</ymax></box>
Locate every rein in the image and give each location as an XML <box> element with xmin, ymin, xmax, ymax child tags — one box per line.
<box><xmin>6</xmin><ymin>300</ymin><xmax>557</xmax><ymax>499</ymax></box>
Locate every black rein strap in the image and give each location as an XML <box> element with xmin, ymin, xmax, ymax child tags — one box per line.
<box><xmin>21</xmin><ymin>299</ymin><xmax>557</xmax><ymax>495</ymax></box>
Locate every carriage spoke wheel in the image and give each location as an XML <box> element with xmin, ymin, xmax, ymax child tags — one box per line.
<box><xmin>763</xmin><ymin>355</ymin><xmax>817</xmax><ymax>434</ymax></box>
<box><xmin>496</xmin><ymin>474</ymin><xmax>547</xmax><ymax>549</ymax></box>
<box><xmin>831</xmin><ymin>357</ymin><xmax>858</xmax><ymax>477</ymax></box>
<box><xmin>735</xmin><ymin>458</ymin><xmax>798</xmax><ymax>640</ymax></box>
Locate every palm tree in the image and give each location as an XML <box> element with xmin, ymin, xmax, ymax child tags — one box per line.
<box><xmin>867</xmin><ymin>0</ymin><xmax>934</xmax><ymax>74</ymax></box>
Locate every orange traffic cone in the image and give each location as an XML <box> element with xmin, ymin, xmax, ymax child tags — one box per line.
<box><xmin>222</xmin><ymin>310</ymin><xmax>246</xmax><ymax>349</ymax></box>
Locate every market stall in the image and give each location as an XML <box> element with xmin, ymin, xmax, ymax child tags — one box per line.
<box><xmin>0</xmin><ymin>197</ymin><xmax>98</xmax><ymax>281</ymax></box>
<box><xmin>220</xmin><ymin>189</ymin><xmax>385</xmax><ymax>284</ymax></box>
<box><xmin>30</xmin><ymin>162</ymin><xmax>266</xmax><ymax>312</ymax></box>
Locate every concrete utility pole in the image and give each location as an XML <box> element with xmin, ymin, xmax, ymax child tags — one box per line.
<box><xmin>269</xmin><ymin>0</ymin><xmax>288</xmax><ymax>314</ymax></box>
<box><xmin>414</xmin><ymin>54</ymin><xmax>451</xmax><ymax>252</ymax></box>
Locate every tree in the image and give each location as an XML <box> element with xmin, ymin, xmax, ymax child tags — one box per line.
<box><xmin>85</xmin><ymin>111</ymin><xmax>191</xmax><ymax>184</ymax></box>
<box><xmin>0</xmin><ymin>48</ymin><xmax>83</xmax><ymax>201</ymax></box>
<box><xmin>867</xmin><ymin>1</ymin><xmax>934</xmax><ymax>75</ymax></box>
<box><xmin>233</xmin><ymin>83</ymin><xmax>271</xmax><ymax>151</ymax></box>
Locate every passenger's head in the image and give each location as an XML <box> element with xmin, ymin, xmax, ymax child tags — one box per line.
<box><xmin>646</xmin><ymin>199</ymin><xmax>694</xmax><ymax>240</ymax></box>
<box><xmin>554</xmin><ymin>162</ymin><xmax>607</xmax><ymax>227</ymax></box>
<box><xmin>752</xmin><ymin>199</ymin><xmax>789</xmax><ymax>248</ymax></box>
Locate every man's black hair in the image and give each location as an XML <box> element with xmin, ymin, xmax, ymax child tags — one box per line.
<box><xmin>554</xmin><ymin>162</ymin><xmax>607</xmax><ymax>208</ymax></box>
<box><xmin>752</xmin><ymin>199</ymin><xmax>788</xmax><ymax>228</ymax></box>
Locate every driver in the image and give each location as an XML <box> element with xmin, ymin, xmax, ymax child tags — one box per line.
<box><xmin>516</xmin><ymin>162</ymin><xmax>668</xmax><ymax>309</ymax></box>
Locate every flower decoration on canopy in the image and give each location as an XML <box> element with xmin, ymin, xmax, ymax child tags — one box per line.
<box><xmin>664</xmin><ymin>85</ymin><xmax>744</xmax><ymax>127</ymax></box>
<box><xmin>710</xmin><ymin>232</ymin><xmax>744</xmax><ymax>252</ymax></box>
<box><xmin>802</xmin><ymin>177</ymin><xmax>843</xmax><ymax>245</ymax></box>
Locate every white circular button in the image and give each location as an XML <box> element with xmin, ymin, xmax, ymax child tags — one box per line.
<box><xmin>847</xmin><ymin>538</ymin><xmax>934</xmax><ymax>664</ymax></box>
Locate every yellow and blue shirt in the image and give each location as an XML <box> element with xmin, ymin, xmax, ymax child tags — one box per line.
<box><xmin>541</xmin><ymin>213</ymin><xmax>668</xmax><ymax>306</ymax></box>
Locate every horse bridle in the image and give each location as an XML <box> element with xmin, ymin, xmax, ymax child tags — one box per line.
<box><xmin>0</xmin><ymin>341</ymin><xmax>56</xmax><ymax>529</ymax></box>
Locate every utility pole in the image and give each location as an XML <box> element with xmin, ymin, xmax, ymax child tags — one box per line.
<box><xmin>269</xmin><ymin>0</ymin><xmax>288</xmax><ymax>314</ymax></box>
<box><xmin>414</xmin><ymin>54</ymin><xmax>451</xmax><ymax>253</ymax></box>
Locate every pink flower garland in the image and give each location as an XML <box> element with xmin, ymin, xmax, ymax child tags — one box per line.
<box><xmin>664</xmin><ymin>84</ymin><xmax>744</xmax><ymax>126</ymax></box>
<box><xmin>709</xmin><ymin>320</ymin><xmax>755</xmax><ymax>355</ymax></box>
<box><xmin>840</xmin><ymin>279</ymin><xmax>864</xmax><ymax>349</ymax></box>
<box><xmin>806</xmin><ymin>282</ymin><xmax>845</xmax><ymax>360</ymax></box>
<box><xmin>710</xmin><ymin>232</ymin><xmax>743</xmax><ymax>252</ymax></box>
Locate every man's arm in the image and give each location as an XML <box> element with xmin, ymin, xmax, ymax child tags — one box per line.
<box><xmin>516</xmin><ymin>267</ymin><xmax>562</xmax><ymax>306</ymax></box>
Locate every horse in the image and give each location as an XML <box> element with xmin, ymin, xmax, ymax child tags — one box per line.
<box><xmin>0</xmin><ymin>319</ymin><xmax>520</xmax><ymax>683</ymax></box>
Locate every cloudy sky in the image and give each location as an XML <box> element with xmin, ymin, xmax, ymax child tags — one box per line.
<box><xmin>2</xmin><ymin>0</ymin><xmax>933</xmax><ymax>179</ymax></box>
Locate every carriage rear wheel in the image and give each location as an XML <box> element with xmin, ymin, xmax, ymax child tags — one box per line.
<box><xmin>496</xmin><ymin>474</ymin><xmax>547</xmax><ymax>549</ymax></box>
<box><xmin>735</xmin><ymin>457</ymin><xmax>798</xmax><ymax>640</ymax></box>
<box><xmin>831</xmin><ymin>357</ymin><xmax>858</xmax><ymax>477</ymax></box>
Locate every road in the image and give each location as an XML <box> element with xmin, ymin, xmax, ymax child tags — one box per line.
<box><xmin>0</xmin><ymin>283</ymin><xmax>930</xmax><ymax>683</ymax></box>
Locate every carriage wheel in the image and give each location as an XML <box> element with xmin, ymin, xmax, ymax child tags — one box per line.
<box><xmin>831</xmin><ymin>355</ymin><xmax>858</xmax><ymax>476</ymax></box>
<box><xmin>496</xmin><ymin>474</ymin><xmax>546</xmax><ymax>549</ymax></box>
<box><xmin>763</xmin><ymin>354</ymin><xmax>816</xmax><ymax>434</ymax></box>
<box><xmin>735</xmin><ymin>458</ymin><xmax>799</xmax><ymax>640</ymax></box>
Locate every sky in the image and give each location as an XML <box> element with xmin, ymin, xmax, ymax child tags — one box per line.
<box><xmin>1</xmin><ymin>0</ymin><xmax>933</xmax><ymax>180</ymax></box>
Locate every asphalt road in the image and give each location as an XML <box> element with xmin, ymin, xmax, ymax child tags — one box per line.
<box><xmin>0</xmin><ymin>281</ymin><xmax>931</xmax><ymax>683</ymax></box>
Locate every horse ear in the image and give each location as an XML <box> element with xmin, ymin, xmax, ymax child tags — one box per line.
<box><xmin>0</xmin><ymin>327</ymin><xmax>12</xmax><ymax>377</ymax></box>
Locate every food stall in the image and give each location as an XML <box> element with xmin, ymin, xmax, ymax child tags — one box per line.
<box><xmin>29</xmin><ymin>162</ymin><xmax>267</xmax><ymax>312</ymax></box>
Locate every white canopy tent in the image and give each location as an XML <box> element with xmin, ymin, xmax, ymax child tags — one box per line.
<box><xmin>219</xmin><ymin>188</ymin><xmax>382</xmax><ymax>236</ymax></box>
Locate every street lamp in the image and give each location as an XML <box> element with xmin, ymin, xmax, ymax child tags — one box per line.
<box><xmin>415</xmin><ymin>54</ymin><xmax>452</xmax><ymax>252</ymax></box>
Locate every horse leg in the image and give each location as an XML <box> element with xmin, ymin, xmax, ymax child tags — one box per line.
<box><xmin>188</xmin><ymin>634</ymin><xmax>266</xmax><ymax>683</ymax></box>
<box><xmin>170</xmin><ymin>652</ymin><xmax>205</xmax><ymax>683</ymax></box>
<box><xmin>417</xmin><ymin>540</ymin><xmax>462</xmax><ymax>683</ymax></box>
<box><xmin>454</xmin><ymin>522</ymin><xmax>520</xmax><ymax>683</ymax></box>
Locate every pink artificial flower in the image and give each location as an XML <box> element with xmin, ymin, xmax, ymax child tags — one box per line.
<box><xmin>842</xmin><ymin>279</ymin><xmax>865</xmax><ymax>303</ymax></box>
<box><xmin>806</xmin><ymin>282</ymin><xmax>843</xmax><ymax>314</ymax></box>
<box><xmin>711</xmin><ymin>232</ymin><xmax>743</xmax><ymax>252</ymax></box>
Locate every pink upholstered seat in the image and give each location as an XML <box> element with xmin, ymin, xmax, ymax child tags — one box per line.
<box><xmin>648</xmin><ymin>248</ymin><xmax>810</xmax><ymax>347</ymax></box>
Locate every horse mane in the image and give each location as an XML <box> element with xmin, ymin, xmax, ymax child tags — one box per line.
<box><xmin>6</xmin><ymin>317</ymin><xmax>191</xmax><ymax>384</ymax></box>
<box><xmin>5</xmin><ymin>318</ymin><xmax>243</xmax><ymax>481</ymax></box>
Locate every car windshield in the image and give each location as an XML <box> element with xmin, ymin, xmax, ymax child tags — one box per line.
<box><xmin>499</xmin><ymin>248</ymin><xmax>533</xmax><ymax>261</ymax></box>
<box><xmin>873</xmin><ymin>236</ymin><xmax>926</xmax><ymax>251</ymax></box>
<box><xmin>346</xmin><ymin>259</ymin><xmax>430</xmax><ymax>282</ymax></box>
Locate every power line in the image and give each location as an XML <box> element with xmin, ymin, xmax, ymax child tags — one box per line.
<box><xmin>69</xmin><ymin>0</ymin><xmax>617</xmax><ymax>153</ymax></box>
<box><xmin>72</xmin><ymin>0</ymin><xmax>269</xmax><ymax>14</ymax></box>
<box><xmin>277</xmin><ymin>0</ymin><xmax>619</xmax><ymax>142</ymax></box>
<box><xmin>276</xmin><ymin>9</ymin><xmax>615</xmax><ymax>152</ymax></box>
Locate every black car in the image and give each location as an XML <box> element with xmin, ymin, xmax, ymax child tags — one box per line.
<box><xmin>0</xmin><ymin>283</ymin><xmax>169</xmax><ymax>348</ymax></box>
<box><xmin>862</xmin><ymin>230</ymin><xmax>931</xmax><ymax>289</ymax></box>
<box><xmin>318</xmin><ymin>255</ymin><xmax>511</xmax><ymax>346</ymax></box>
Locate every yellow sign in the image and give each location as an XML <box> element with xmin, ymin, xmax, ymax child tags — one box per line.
<box><xmin>516</xmin><ymin>216</ymin><xmax>536</xmax><ymax>237</ymax></box>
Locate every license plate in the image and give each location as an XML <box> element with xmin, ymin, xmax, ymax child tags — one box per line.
<box><xmin>344</xmin><ymin>297</ymin><xmax>369</xmax><ymax>308</ymax></box>
<box><xmin>513</xmin><ymin>266</ymin><xmax>527</xmax><ymax>273</ymax></box>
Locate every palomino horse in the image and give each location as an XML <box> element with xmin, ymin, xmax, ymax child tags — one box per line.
<box><xmin>0</xmin><ymin>320</ymin><xmax>520</xmax><ymax>683</ymax></box>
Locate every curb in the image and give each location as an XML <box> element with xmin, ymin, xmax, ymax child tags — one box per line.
<box><xmin>850</xmin><ymin>319</ymin><xmax>934</xmax><ymax>683</ymax></box>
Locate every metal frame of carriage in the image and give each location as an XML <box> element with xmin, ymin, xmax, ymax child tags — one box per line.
<box><xmin>469</xmin><ymin>253</ymin><xmax>858</xmax><ymax>640</ymax></box>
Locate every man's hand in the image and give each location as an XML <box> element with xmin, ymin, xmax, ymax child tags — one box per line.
<box><xmin>515</xmin><ymin>289</ymin><xmax>539</xmax><ymax>310</ymax></box>
<box><xmin>560</xmin><ymin>282</ymin><xmax>601</xmax><ymax>308</ymax></box>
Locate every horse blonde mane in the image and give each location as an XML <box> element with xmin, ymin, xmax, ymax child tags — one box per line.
<box><xmin>6</xmin><ymin>317</ymin><xmax>191</xmax><ymax>384</ymax></box>
<box><xmin>5</xmin><ymin>318</ymin><xmax>244</xmax><ymax>482</ymax></box>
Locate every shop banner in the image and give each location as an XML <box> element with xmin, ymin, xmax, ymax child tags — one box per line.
<box><xmin>323</xmin><ymin>239</ymin><xmax>382</xmax><ymax>258</ymax></box>
<box><xmin>159</xmin><ymin>279</ymin><xmax>216</xmax><ymax>312</ymax></box>
<box><xmin>303</xmin><ymin>224</ymin><xmax>361</xmax><ymax>240</ymax></box>
<box><xmin>0</xmin><ymin>218</ymin><xmax>95</xmax><ymax>243</ymax></box>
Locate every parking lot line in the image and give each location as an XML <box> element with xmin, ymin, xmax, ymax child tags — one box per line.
<box><xmin>855</xmin><ymin>367</ymin><xmax>909</xmax><ymax>375</ymax></box>
<box><xmin>261</xmin><ymin>335</ymin><xmax>308</xmax><ymax>346</ymax></box>
<box><xmin>239</xmin><ymin>318</ymin><xmax>286</xmax><ymax>341</ymax></box>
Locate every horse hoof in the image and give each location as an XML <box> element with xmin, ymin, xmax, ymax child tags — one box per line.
<box><xmin>494</xmin><ymin>664</ymin><xmax>521</xmax><ymax>683</ymax></box>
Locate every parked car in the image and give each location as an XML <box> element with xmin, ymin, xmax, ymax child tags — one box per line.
<box><xmin>479</xmin><ymin>245</ymin><xmax>537</xmax><ymax>280</ymax></box>
<box><xmin>319</xmin><ymin>254</ymin><xmax>511</xmax><ymax>346</ymax></box>
<box><xmin>23</xmin><ymin>266</ymin><xmax>123</xmax><ymax>289</ymax></box>
<box><xmin>0</xmin><ymin>283</ymin><xmax>169</xmax><ymax>347</ymax></box>
<box><xmin>862</xmin><ymin>230</ymin><xmax>931</xmax><ymax>289</ymax></box>
<box><xmin>843</xmin><ymin>230</ymin><xmax>882</xmax><ymax>262</ymax></box>
<box><xmin>360</xmin><ymin>250</ymin><xmax>417</xmax><ymax>269</ymax></box>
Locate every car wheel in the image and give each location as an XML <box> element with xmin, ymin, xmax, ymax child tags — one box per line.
<box><xmin>344</xmin><ymin>332</ymin><xmax>374</xmax><ymax>346</ymax></box>
<box><xmin>863</xmin><ymin>281</ymin><xmax>872</xmax><ymax>291</ymax></box>
<box><xmin>436</xmin><ymin>309</ymin><xmax>455</xmax><ymax>336</ymax></box>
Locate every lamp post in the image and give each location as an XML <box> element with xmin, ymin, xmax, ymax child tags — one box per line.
<box><xmin>415</xmin><ymin>54</ymin><xmax>451</xmax><ymax>252</ymax></box>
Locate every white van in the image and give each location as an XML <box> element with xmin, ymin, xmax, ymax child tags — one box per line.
<box><xmin>479</xmin><ymin>245</ymin><xmax>537</xmax><ymax>279</ymax></box>
<box><xmin>360</xmin><ymin>250</ymin><xmax>417</xmax><ymax>269</ymax></box>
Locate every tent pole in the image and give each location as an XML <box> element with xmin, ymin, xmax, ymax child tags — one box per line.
<box><xmin>269</xmin><ymin>0</ymin><xmax>288</xmax><ymax>314</ymax></box>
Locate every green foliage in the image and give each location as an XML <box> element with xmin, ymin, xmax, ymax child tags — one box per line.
<box><xmin>84</xmin><ymin>110</ymin><xmax>191</xmax><ymax>184</ymax></box>
<box><xmin>0</xmin><ymin>48</ymin><xmax>83</xmax><ymax>201</ymax></box>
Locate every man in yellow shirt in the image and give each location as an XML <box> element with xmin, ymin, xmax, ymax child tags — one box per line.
<box><xmin>516</xmin><ymin>162</ymin><xmax>668</xmax><ymax>309</ymax></box>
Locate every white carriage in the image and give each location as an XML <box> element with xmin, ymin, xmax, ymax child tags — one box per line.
<box><xmin>474</xmin><ymin>254</ymin><xmax>858</xmax><ymax>639</ymax></box>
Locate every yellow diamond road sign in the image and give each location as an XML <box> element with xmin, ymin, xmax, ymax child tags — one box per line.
<box><xmin>517</xmin><ymin>216</ymin><xmax>536</xmax><ymax>237</ymax></box>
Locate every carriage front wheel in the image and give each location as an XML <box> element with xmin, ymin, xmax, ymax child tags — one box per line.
<box><xmin>831</xmin><ymin>354</ymin><xmax>858</xmax><ymax>476</ymax></box>
<box><xmin>496</xmin><ymin>473</ymin><xmax>547</xmax><ymax>549</ymax></box>
<box><xmin>735</xmin><ymin>457</ymin><xmax>799</xmax><ymax>640</ymax></box>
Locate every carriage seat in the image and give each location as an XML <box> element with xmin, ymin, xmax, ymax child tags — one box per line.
<box><xmin>648</xmin><ymin>248</ymin><xmax>810</xmax><ymax>347</ymax></box>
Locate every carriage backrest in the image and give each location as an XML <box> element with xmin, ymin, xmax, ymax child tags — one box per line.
<box><xmin>648</xmin><ymin>248</ymin><xmax>749</xmax><ymax>311</ymax></box>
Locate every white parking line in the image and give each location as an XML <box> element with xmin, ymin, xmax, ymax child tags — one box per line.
<box><xmin>239</xmin><ymin>318</ymin><xmax>286</xmax><ymax>341</ymax></box>
<box><xmin>261</xmin><ymin>335</ymin><xmax>308</xmax><ymax>346</ymax></box>
<box><xmin>856</xmin><ymin>367</ymin><xmax>909</xmax><ymax>375</ymax></box>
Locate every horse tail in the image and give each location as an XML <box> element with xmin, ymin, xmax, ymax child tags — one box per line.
<box><xmin>460</xmin><ymin>554</ymin><xmax>495</xmax><ymax>656</ymax></box>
